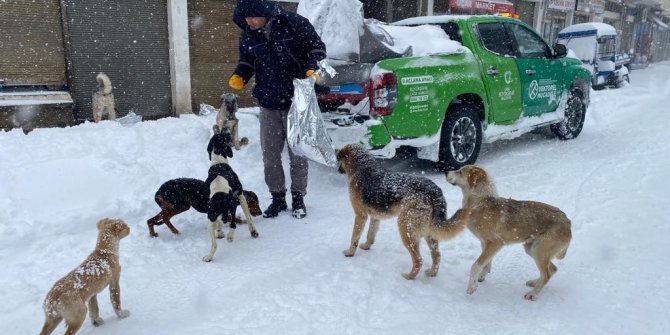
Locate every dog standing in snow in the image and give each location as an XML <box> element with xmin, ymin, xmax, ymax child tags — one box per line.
<box><xmin>39</xmin><ymin>218</ymin><xmax>130</xmax><ymax>335</ymax></box>
<box><xmin>214</xmin><ymin>92</ymin><xmax>248</xmax><ymax>150</ymax></box>
<box><xmin>202</xmin><ymin>132</ymin><xmax>259</xmax><ymax>262</ymax></box>
<box><xmin>91</xmin><ymin>72</ymin><xmax>116</xmax><ymax>122</ymax></box>
<box><xmin>446</xmin><ymin>165</ymin><xmax>572</xmax><ymax>300</ymax></box>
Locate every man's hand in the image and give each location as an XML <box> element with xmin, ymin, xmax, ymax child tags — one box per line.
<box><xmin>306</xmin><ymin>70</ymin><xmax>320</xmax><ymax>84</ymax></box>
<box><xmin>229</xmin><ymin>74</ymin><xmax>244</xmax><ymax>90</ymax></box>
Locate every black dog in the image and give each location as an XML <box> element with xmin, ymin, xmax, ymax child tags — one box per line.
<box><xmin>146</xmin><ymin>178</ymin><xmax>262</xmax><ymax>238</ymax></box>
<box><xmin>202</xmin><ymin>132</ymin><xmax>259</xmax><ymax>262</ymax></box>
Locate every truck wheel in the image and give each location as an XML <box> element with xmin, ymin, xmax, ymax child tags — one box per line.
<box><xmin>550</xmin><ymin>89</ymin><xmax>585</xmax><ymax>140</ymax></box>
<box><xmin>439</xmin><ymin>105</ymin><xmax>482</xmax><ymax>171</ymax></box>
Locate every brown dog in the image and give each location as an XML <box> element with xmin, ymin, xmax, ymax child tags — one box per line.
<box><xmin>214</xmin><ymin>93</ymin><xmax>248</xmax><ymax>150</ymax></box>
<box><xmin>39</xmin><ymin>218</ymin><xmax>130</xmax><ymax>335</ymax></box>
<box><xmin>337</xmin><ymin>144</ymin><xmax>466</xmax><ymax>280</ymax></box>
<box><xmin>446</xmin><ymin>165</ymin><xmax>572</xmax><ymax>300</ymax></box>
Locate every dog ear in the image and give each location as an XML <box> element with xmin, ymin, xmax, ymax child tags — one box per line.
<box><xmin>97</xmin><ymin>218</ymin><xmax>110</xmax><ymax>231</ymax></box>
<box><xmin>336</xmin><ymin>145</ymin><xmax>350</xmax><ymax>161</ymax></box>
<box><xmin>468</xmin><ymin>167</ymin><xmax>487</xmax><ymax>188</ymax></box>
<box><xmin>207</xmin><ymin>138</ymin><xmax>214</xmax><ymax>160</ymax></box>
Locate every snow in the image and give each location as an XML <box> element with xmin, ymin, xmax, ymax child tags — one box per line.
<box><xmin>297</xmin><ymin>0</ymin><xmax>363</xmax><ymax>61</ymax></box>
<box><xmin>558</xmin><ymin>22</ymin><xmax>617</xmax><ymax>37</ymax></box>
<box><xmin>2</xmin><ymin>63</ymin><xmax>670</xmax><ymax>334</ymax></box>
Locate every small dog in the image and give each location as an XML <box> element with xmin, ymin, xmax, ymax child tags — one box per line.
<box><xmin>91</xmin><ymin>72</ymin><xmax>116</xmax><ymax>122</ymax></box>
<box><xmin>446</xmin><ymin>165</ymin><xmax>572</xmax><ymax>300</ymax></box>
<box><xmin>39</xmin><ymin>218</ymin><xmax>130</xmax><ymax>335</ymax></box>
<box><xmin>336</xmin><ymin>144</ymin><xmax>466</xmax><ymax>280</ymax></box>
<box><xmin>213</xmin><ymin>92</ymin><xmax>248</xmax><ymax>150</ymax></box>
<box><xmin>203</xmin><ymin>132</ymin><xmax>259</xmax><ymax>262</ymax></box>
<box><xmin>146</xmin><ymin>177</ymin><xmax>262</xmax><ymax>237</ymax></box>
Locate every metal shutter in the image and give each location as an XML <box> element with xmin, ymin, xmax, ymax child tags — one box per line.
<box><xmin>188</xmin><ymin>0</ymin><xmax>256</xmax><ymax>109</ymax></box>
<box><xmin>0</xmin><ymin>0</ymin><xmax>66</xmax><ymax>86</ymax></box>
<box><xmin>62</xmin><ymin>0</ymin><xmax>171</xmax><ymax>120</ymax></box>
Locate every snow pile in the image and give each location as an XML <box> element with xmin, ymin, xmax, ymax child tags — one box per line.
<box><xmin>297</xmin><ymin>0</ymin><xmax>364</xmax><ymax>61</ymax></box>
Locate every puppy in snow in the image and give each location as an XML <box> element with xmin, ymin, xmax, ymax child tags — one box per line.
<box><xmin>213</xmin><ymin>92</ymin><xmax>248</xmax><ymax>150</ymax></box>
<box><xmin>39</xmin><ymin>218</ymin><xmax>130</xmax><ymax>335</ymax></box>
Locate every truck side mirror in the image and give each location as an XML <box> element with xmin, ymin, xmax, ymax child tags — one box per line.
<box><xmin>553</xmin><ymin>43</ymin><xmax>567</xmax><ymax>58</ymax></box>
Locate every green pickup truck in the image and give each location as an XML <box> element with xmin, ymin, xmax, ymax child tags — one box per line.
<box><xmin>323</xmin><ymin>15</ymin><xmax>592</xmax><ymax>170</ymax></box>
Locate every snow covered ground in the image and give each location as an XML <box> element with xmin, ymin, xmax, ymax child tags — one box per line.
<box><xmin>2</xmin><ymin>63</ymin><xmax>670</xmax><ymax>334</ymax></box>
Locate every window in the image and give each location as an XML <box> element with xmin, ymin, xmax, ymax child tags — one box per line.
<box><xmin>508</xmin><ymin>23</ymin><xmax>551</xmax><ymax>58</ymax></box>
<box><xmin>476</xmin><ymin>23</ymin><xmax>515</xmax><ymax>56</ymax></box>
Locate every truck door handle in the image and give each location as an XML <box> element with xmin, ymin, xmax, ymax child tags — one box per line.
<box><xmin>525</xmin><ymin>68</ymin><xmax>536</xmax><ymax>75</ymax></box>
<box><xmin>487</xmin><ymin>66</ymin><xmax>498</xmax><ymax>76</ymax></box>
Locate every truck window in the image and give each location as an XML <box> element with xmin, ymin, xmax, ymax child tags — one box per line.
<box><xmin>440</xmin><ymin>22</ymin><xmax>462</xmax><ymax>43</ymax></box>
<box><xmin>476</xmin><ymin>22</ymin><xmax>515</xmax><ymax>56</ymax></box>
<box><xmin>508</xmin><ymin>24</ymin><xmax>551</xmax><ymax>59</ymax></box>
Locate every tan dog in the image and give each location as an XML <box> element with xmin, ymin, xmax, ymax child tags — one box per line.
<box><xmin>214</xmin><ymin>93</ymin><xmax>248</xmax><ymax>150</ymax></box>
<box><xmin>446</xmin><ymin>165</ymin><xmax>572</xmax><ymax>300</ymax></box>
<box><xmin>337</xmin><ymin>144</ymin><xmax>466</xmax><ymax>280</ymax></box>
<box><xmin>91</xmin><ymin>72</ymin><xmax>116</xmax><ymax>122</ymax></box>
<box><xmin>39</xmin><ymin>219</ymin><xmax>130</xmax><ymax>335</ymax></box>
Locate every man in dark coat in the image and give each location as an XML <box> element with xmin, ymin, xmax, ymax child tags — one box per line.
<box><xmin>229</xmin><ymin>0</ymin><xmax>326</xmax><ymax>219</ymax></box>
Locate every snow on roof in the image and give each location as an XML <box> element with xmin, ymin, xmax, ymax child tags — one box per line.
<box><xmin>558</xmin><ymin>22</ymin><xmax>617</xmax><ymax>37</ymax></box>
<box><xmin>392</xmin><ymin>15</ymin><xmax>474</xmax><ymax>26</ymax></box>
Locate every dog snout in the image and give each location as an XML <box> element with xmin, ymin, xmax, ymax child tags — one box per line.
<box><xmin>446</xmin><ymin>171</ymin><xmax>457</xmax><ymax>185</ymax></box>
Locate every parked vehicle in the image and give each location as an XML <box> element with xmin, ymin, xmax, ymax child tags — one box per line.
<box><xmin>557</xmin><ymin>22</ymin><xmax>630</xmax><ymax>89</ymax></box>
<box><xmin>321</xmin><ymin>15</ymin><xmax>592</xmax><ymax>170</ymax></box>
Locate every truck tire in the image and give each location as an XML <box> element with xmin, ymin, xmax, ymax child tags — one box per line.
<box><xmin>550</xmin><ymin>88</ymin><xmax>586</xmax><ymax>140</ymax></box>
<box><xmin>439</xmin><ymin>105</ymin><xmax>482</xmax><ymax>171</ymax></box>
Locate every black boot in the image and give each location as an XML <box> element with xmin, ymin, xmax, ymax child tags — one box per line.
<box><xmin>291</xmin><ymin>191</ymin><xmax>307</xmax><ymax>219</ymax></box>
<box><xmin>263</xmin><ymin>192</ymin><xmax>287</xmax><ymax>218</ymax></box>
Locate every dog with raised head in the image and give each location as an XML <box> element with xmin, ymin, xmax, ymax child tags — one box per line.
<box><xmin>146</xmin><ymin>178</ymin><xmax>262</xmax><ymax>237</ymax></box>
<box><xmin>91</xmin><ymin>72</ymin><xmax>116</xmax><ymax>122</ymax></box>
<box><xmin>39</xmin><ymin>218</ymin><xmax>130</xmax><ymax>335</ymax></box>
<box><xmin>202</xmin><ymin>132</ymin><xmax>259</xmax><ymax>262</ymax></box>
<box><xmin>446</xmin><ymin>165</ymin><xmax>572</xmax><ymax>300</ymax></box>
<box><xmin>336</xmin><ymin>144</ymin><xmax>466</xmax><ymax>280</ymax></box>
<box><xmin>213</xmin><ymin>93</ymin><xmax>248</xmax><ymax>150</ymax></box>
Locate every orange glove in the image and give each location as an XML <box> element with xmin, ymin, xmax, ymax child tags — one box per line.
<box><xmin>229</xmin><ymin>74</ymin><xmax>244</xmax><ymax>90</ymax></box>
<box><xmin>306</xmin><ymin>70</ymin><xmax>320</xmax><ymax>84</ymax></box>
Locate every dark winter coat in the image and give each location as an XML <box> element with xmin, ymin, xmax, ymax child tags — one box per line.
<box><xmin>232</xmin><ymin>0</ymin><xmax>326</xmax><ymax>110</ymax></box>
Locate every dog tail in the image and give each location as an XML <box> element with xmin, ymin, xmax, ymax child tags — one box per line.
<box><xmin>96</xmin><ymin>72</ymin><xmax>113</xmax><ymax>95</ymax></box>
<box><xmin>430</xmin><ymin>194</ymin><xmax>466</xmax><ymax>241</ymax></box>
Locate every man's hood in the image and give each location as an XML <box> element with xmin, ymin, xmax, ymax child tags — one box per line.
<box><xmin>233</xmin><ymin>0</ymin><xmax>280</xmax><ymax>30</ymax></box>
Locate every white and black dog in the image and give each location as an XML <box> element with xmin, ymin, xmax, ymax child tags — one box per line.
<box><xmin>92</xmin><ymin>72</ymin><xmax>116</xmax><ymax>122</ymax></box>
<box><xmin>202</xmin><ymin>132</ymin><xmax>259</xmax><ymax>262</ymax></box>
<box><xmin>214</xmin><ymin>93</ymin><xmax>248</xmax><ymax>150</ymax></box>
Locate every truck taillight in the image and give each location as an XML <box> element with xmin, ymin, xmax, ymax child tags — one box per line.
<box><xmin>369</xmin><ymin>72</ymin><xmax>397</xmax><ymax>117</ymax></box>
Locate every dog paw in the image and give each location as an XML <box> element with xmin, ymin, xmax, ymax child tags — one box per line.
<box><xmin>150</xmin><ymin>232</ymin><xmax>158</xmax><ymax>238</ymax></box>
<box><xmin>477</xmin><ymin>275</ymin><xmax>488</xmax><ymax>282</ymax></box>
<box><xmin>240</xmin><ymin>137</ymin><xmax>249</xmax><ymax>145</ymax></box>
<box><xmin>170</xmin><ymin>229</ymin><xmax>180</xmax><ymax>235</ymax></box>
<box><xmin>524</xmin><ymin>291</ymin><xmax>539</xmax><ymax>301</ymax></box>
<box><xmin>425</xmin><ymin>268</ymin><xmax>438</xmax><ymax>277</ymax></box>
<box><xmin>202</xmin><ymin>255</ymin><xmax>213</xmax><ymax>262</ymax></box>
<box><xmin>92</xmin><ymin>317</ymin><xmax>104</xmax><ymax>326</ymax></box>
<box><xmin>466</xmin><ymin>283</ymin><xmax>478</xmax><ymax>295</ymax></box>
<box><xmin>342</xmin><ymin>249</ymin><xmax>356</xmax><ymax>257</ymax></box>
<box><xmin>251</xmin><ymin>230</ymin><xmax>259</xmax><ymax>238</ymax></box>
<box><xmin>359</xmin><ymin>243</ymin><xmax>372</xmax><ymax>250</ymax></box>
<box><xmin>116</xmin><ymin>310</ymin><xmax>130</xmax><ymax>319</ymax></box>
<box><xmin>227</xmin><ymin>236</ymin><xmax>234</xmax><ymax>243</ymax></box>
<box><xmin>216</xmin><ymin>233</ymin><xmax>225</xmax><ymax>239</ymax></box>
<box><xmin>402</xmin><ymin>272</ymin><xmax>417</xmax><ymax>280</ymax></box>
